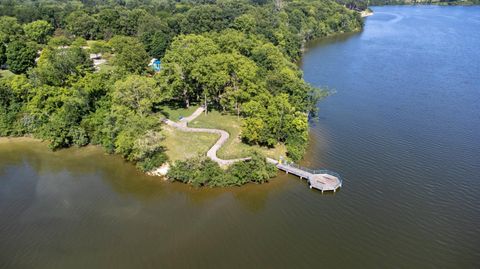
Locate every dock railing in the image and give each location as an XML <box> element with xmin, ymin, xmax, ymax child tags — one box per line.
<box><xmin>279</xmin><ymin>161</ymin><xmax>342</xmax><ymax>185</ymax></box>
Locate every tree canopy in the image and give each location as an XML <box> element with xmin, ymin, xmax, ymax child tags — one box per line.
<box><xmin>6</xmin><ymin>41</ymin><xmax>37</xmax><ymax>74</ymax></box>
<box><xmin>23</xmin><ymin>20</ymin><xmax>54</xmax><ymax>44</ymax></box>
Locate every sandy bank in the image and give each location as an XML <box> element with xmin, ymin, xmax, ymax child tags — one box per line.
<box><xmin>360</xmin><ymin>10</ymin><xmax>374</xmax><ymax>18</ymax></box>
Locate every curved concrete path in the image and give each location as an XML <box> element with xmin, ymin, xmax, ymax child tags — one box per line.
<box><xmin>165</xmin><ymin>107</ymin><xmax>250</xmax><ymax>166</ymax></box>
<box><xmin>161</xmin><ymin>109</ymin><xmax>342</xmax><ymax>192</ymax></box>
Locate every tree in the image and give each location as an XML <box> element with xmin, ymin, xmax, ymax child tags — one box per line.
<box><xmin>0</xmin><ymin>43</ymin><xmax>6</xmax><ymax>66</ymax></box>
<box><xmin>210</xmin><ymin>29</ymin><xmax>262</xmax><ymax>57</ymax></box>
<box><xmin>47</xmin><ymin>36</ymin><xmax>72</xmax><ymax>47</ymax></box>
<box><xmin>132</xmin><ymin>130</ymin><xmax>167</xmax><ymax>171</ymax></box>
<box><xmin>168</xmin><ymin>151</ymin><xmax>277</xmax><ymax>187</ymax></box>
<box><xmin>137</xmin><ymin>14</ymin><xmax>172</xmax><ymax>58</ymax></box>
<box><xmin>31</xmin><ymin>46</ymin><xmax>92</xmax><ymax>86</ymax></box>
<box><xmin>95</xmin><ymin>8</ymin><xmax>121</xmax><ymax>39</ymax></box>
<box><xmin>252</xmin><ymin>42</ymin><xmax>293</xmax><ymax>71</ymax></box>
<box><xmin>191</xmin><ymin>52</ymin><xmax>261</xmax><ymax>115</ymax></box>
<box><xmin>111</xmin><ymin>106</ymin><xmax>160</xmax><ymax>162</ymax></box>
<box><xmin>228</xmin><ymin>151</ymin><xmax>277</xmax><ymax>184</ymax></box>
<box><xmin>0</xmin><ymin>16</ymin><xmax>22</xmax><ymax>44</ymax></box>
<box><xmin>233</xmin><ymin>14</ymin><xmax>256</xmax><ymax>33</ymax></box>
<box><xmin>112</xmin><ymin>75</ymin><xmax>163</xmax><ymax>115</ymax></box>
<box><xmin>72</xmin><ymin>72</ymin><xmax>113</xmax><ymax>111</ymax></box>
<box><xmin>140</xmin><ymin>31</ymin><xmax>170</xmax><ymax>59</ymax></box>
<box><xmin>23</xmin><ymin>84</ymin><xmax>89</xmax><ymax>149</ymax></box>
<box><xmin>65</xmin><ymin>11</ymin><xmax>98</xmax><ymax>39</ymax></box>
<box><xmin>180</xmin><ymin>5</ymin><xmax>231</xmax><ymax>34</ymax></box>
<box><xmin>167</xmin><ymin>156</ymin><xmax>225</xmax><ymax>187</ymax></box>
<box><xmin>159</xmin><ymin>34</ymin><xmax>219</xmax><ymax>107</ymax></box>
<box><xmin>0</xmin><ymin>77</ymin><xmax>18</xmax><ymax>135</ymax></box>
<box><xmin>6</xmin><ymin>41</ymin><xmax>37</xmax><ymax>74</ymax></box>
<box><xmin>109</xmin><ymin>35</ymin><xmax>149</xmax><ymax>74</ymax></box>
<box><xmin>23</xmin><ymin>20</ymin><xmax>54</xmax><ymax>44</ymax></box>
<box><xmin>241</xmin><ymin>93</ymin><xmax>308</xmax><ymax>160</ymax></box>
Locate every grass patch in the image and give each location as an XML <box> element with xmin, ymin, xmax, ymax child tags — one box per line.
<box><xmin>0</xmin><ymin>70</ymin><xmax>14</xmax><ymax>79</ymax></box>
<box><xmin>159</xmin><ymin>105</ymin><xmax>199</xmax><ymax>121</ymax></box>
<box><xmin>86</xmin><ymin>40</ymin><xmax>99</xmax><ymax>47</ymax></box>
<box><xmin>162</xmin><ymin>125</ymin><xmax>219</xmax><ymax>162</ymax></box>
<box><xmin>189</xmin><ymin>110</ymin><xmax>286</xmax><ymax>160</ymax></box>
<box><xmin>96</xmin><ymin>61</ymin><xmax>115</xmax><ymax>72</ymax></box>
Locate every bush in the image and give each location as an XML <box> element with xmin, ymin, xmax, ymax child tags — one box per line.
<box><xmin>167</xmin><ymin>157</ymin><xmax>224</xmax><ymax>187</ymax></box>
<box><xmin>88</xmin><ymin>40</ymin><xmax>111</xmax><ymax>54</ymax></box>
<box><xmin>137</xmin><ymin>152</ymin><xmax>168</xmax><ymax>172</ymax></box>
<box><xmin>71</xmin><ymin>37</ymin><xmax>87</xmax><ymax>47</ymax></box>
<box><xmin>286</xmin><ymin>136</ymin><xmax>307</xmax><ymax>162</ymax></box>
<box><xmin>168</xmin><ymin>151</ymin><xmax>277</xmax><ymax>187</ymax></box>
<box><xmin>47</xmin><ymin>36</ymin><xmax>72</xmax><ymax>47</ymax></box>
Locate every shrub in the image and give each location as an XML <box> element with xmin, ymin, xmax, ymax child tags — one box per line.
<box><xmin>168</xmin><ymin>151</ymin><xmax>277</xmax><ymax>187</ymax></box>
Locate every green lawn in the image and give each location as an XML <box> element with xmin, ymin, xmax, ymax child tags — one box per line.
<box><xmin>0</xmin><ymin>70</ymin><xmax>14</xmax><ymax>78</ymax></box>
<box><xmin>96</xmin><ymin>61</ymin><xmax>115</xmax><ymax>72</ymax></box>
<box><xmin>159</xmin><ymin>105</ymin><xmax>199</xmax><ymax>121</ymax></box>
<box><xmin>189</xmin><ymin>110</ymin><xmax>286</xmax><ymax>160</ymax></box>
<box><xmin>162</xmin><ymin>125</ymin><xmax>219</xmax><ymax>162</ymax></box>
<box><xmin>86</xmin><ymin>40</ymin><xmax>99</xmax><ymax>47</ymax></box>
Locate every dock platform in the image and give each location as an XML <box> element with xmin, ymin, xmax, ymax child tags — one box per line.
<box><xmin>271</xmin><ymin>159</ymin><xmax>342</xmax><ymax>192</ymax></box>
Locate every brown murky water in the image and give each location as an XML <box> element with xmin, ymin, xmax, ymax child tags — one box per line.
<box><xmin>1</xmin><ymin>6</ymin><xmax>480</xmax><ymax>268</ymax></box>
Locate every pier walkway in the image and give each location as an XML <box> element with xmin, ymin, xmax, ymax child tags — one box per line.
<box><xmin>269</xmin><ymin>158</ymin><xmax>342</xmax><ymax>192</ymax></box>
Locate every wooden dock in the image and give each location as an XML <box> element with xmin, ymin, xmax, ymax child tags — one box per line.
<box><xmin>268</xmin><ymin>158</ymin><xmax>342</xmax><ymax>192</ymax></box>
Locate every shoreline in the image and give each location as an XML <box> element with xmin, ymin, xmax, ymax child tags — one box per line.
<box><xmin>0</xmin><ymin>136</ymin><xmax>43</xmax><ymax>144</ymax></box>
<box><xmin>360</xmin><ymin>9</ymin><xmax>374</xmax><ymax>17</ymax></box>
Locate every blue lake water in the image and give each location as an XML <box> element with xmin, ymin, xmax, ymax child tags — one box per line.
<box><xmin>302</xmin><ymin>6</ymin><xmax>480</xmax><ymax>267</ymax></box>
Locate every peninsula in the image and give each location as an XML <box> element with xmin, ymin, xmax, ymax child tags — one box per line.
<box><xmin>0</xmin><ymin>0</ymin><xmax>362</xmax><ymax>187</ymax></box>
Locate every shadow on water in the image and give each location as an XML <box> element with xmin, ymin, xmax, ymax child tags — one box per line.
<box><xmin>0</xmin><ymin>138</ymin><xmax>291</xmax><ymax>210</ymax></box>
<box><xmin>297</xmin><ymin>31</ymin><xmax>363</xmax><ymax>67</ymax></box>
<box><xmin>0</xmin><ymin>138</ymin><xmax>168</xmax><ymax>199</ymax></box>
<box><xmin>306</xmin><ymin>31</ymin><xmax>363</xmax><ymax>49</ymax></box>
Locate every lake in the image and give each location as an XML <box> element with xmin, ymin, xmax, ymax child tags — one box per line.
<box><xmin>1</xmin><ymin>6</ymin><xmax>479</xmax><ymax>268</ymax></box>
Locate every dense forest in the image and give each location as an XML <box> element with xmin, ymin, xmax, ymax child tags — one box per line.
<box><xmin>0</xmin><ymin>0</ymin><xmax>362</xmax><ymax>186</ymax></box>
<box><xmin>344</xmin><ymin>0</ymin><xmax>479</xmax><ymax>6</ymax></box>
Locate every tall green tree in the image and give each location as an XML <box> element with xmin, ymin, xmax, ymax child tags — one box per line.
<box><xmin>180</xmin><ymin>5</ymin><xmax>232</xmax><ymax>34</ymax></box>
<box><xmin>0</xmin><ymin>16</ymin><xmax>22</xmax><ymax>44</ymax></box>
<box><xmin>159</xmin><ymin>34</ymin><xmax>219</xmax><ymax>107</ymax></box>
<box><xmin>109</xmin><ymin>36</ymin><xmax>149</xmax><ymax>74</ymax></box>
<box><xmin>23</xmin><ymin>20</ymin><xmax>54</xmax><ymax>44</ymax></box>
<box><xmin>6</xmin><ymin>41</ymin><xmax>37</xmax><ymax>74</ymax></box>
<box><xmin>31</xmin><ymin>46</ymin><xmax>92</xmax><ymax>86</ymax></box>
<box><xmin>0</xmin><ymin>43</ymin><xmax>6</xmax><ymax>66</ymax></box>
<box><xmin>65</xmin><ymin>11</ymin><xmax>98</xmax><ymax>39</ymax></box>
<box><xmin>191</xmin><ymin>52</ymin><xmax>262</xmax><ymax>115</ymax></box>
<box><xmin>23</xmin><ymin>84</ymin><xmax>89</xmax><ymax>149</ymax></box>
<box><xmin>241</xmin><ymin>93</ymin><xmax>308</xmax><ymax>160</ymax></box>
<box><xmin>112</xmin><ymin>75</ymin><xmax>164</xmax><ymax>116</ymax></box>
<box><xmin>233</xmin><ymin>14</ymin><xmax>256</xmax><ymax>33</ymax></box>
<box><xmin>141</xmin><ymin>31</ymin><xmax>170</xmax><ymax>59</ymax></box>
